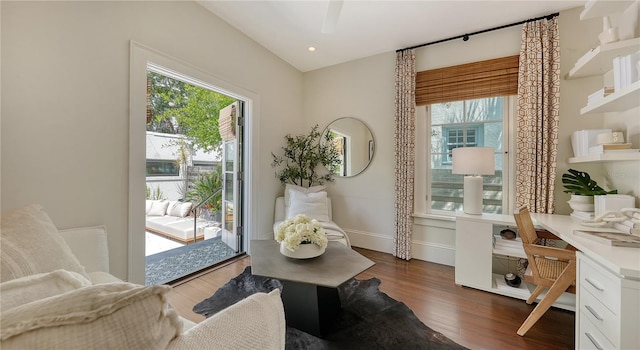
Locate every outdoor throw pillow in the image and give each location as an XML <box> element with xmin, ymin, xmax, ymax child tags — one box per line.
<box><xmin>0</xmin><ymin>204</ymin><xmax>89</xmax><ymax>283</ymax></box>
<box><xmin>0</xmin><ymin>282</ymin><xmax>182</xmax><ymax>349</ymax></box>
<box><xmin>168</xmin><ymin>201</ymin><xmax>192</xmax><ymax>218</ymax></box>
<box><xmin>148</xmin><ymin>200</ymin><xmax>170</xmax><ymax>216</ymax></box>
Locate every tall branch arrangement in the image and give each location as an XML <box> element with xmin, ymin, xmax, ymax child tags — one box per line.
<box><xmin>271</xmin><ymin>125</ymin><xmax>341</xmax><ymax>187</ymax></box>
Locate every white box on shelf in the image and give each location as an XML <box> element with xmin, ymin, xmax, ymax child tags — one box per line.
<box><xmin>594</xmin><ymin>194</ymin><xmax>636</xmax><ymax>217</ymax></box>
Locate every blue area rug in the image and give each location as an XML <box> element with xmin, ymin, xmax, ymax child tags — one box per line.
<box><xmin>145</xmin><ymin>236</ymin><xmax>236</xmax><ymax>286</ymax></box>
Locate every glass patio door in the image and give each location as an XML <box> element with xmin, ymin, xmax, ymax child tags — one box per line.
<box><xmin>220</xmin><ymin>101</ymin><xmax>244</xmax><ymax>253</ymax></box>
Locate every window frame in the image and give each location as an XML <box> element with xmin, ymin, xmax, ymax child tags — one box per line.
<box><xmin>415</xmin><ymin>95</ymin><xmax>516</xmax><ymax>217</ymax></box>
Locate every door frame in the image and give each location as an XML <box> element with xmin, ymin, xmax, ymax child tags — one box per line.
<box><xmin>129</xmin><ymin>41</ymin><xmax>259</xmax><ymax>284</ymax></box>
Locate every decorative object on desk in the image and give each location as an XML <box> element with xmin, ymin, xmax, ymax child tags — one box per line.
<box><xmin>193</xmin><ymin>266</ymin><xmax>469</xmax><ymax>350</ymax></box>
<box><xmin>562</xmin><ymin>169</ymin><xmax>617</xmax><ymax>216</ymax></box>
<box><xmin>574</xmin><ymin>230</ymin><xmax>640</xmax><ymax>248</ymax></box>
<box><xmin>598</xmin><ymin>16</ymin><xmax>619</xmax><ymax>45</ymax></box>
<box><xmin>594</xmin><ymin>194</ymin><xmax>635</xmax><ymax>217</ymax></box>
<box><xmin>567</xmin><ymin>194</ymin><xmax>595</xmax><ymax>212</ymax></box>
<box><xmin>271</xmin><ymin>124</ymin><xmax>342</xmax><ymax>187</ymax></box>
<box><xmin>580</xmin><ymin>208</ymin><xmax>640</xmax><ymax>236</ymax></box>
<box><xmin>452</xmin><ymin>147</ymin><xmax>495</xmax><ymax>215</ymax></box>
<box><xmin>275</xmin><ymin>214</ymin><xmax>328</xmax><ymax>259</ymax></box>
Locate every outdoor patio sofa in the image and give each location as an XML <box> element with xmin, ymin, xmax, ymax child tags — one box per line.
<box><xmin>145</xmin><ymin>200</ymin><xmax>219</xmax><ymax>243</ymax></box>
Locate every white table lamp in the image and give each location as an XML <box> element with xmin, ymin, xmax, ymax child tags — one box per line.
<box><xmin>452</xmin><ymin>147</ymin><xmax>495</xmax><ymax>215</ymax></box>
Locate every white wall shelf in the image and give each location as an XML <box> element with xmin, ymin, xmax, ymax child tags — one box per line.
<box><xmin>580</xmin><ymin>0</ymin><xmax>635</xmax><ymax>20</ymax></box>
<box><xmin>580</xmin><ymin>80</ymin><xmax>640</xmax><ymax>114</ymax></box>
<box><xmin>568</xmin><ymin>151</ymin><xmax>640</xmax><ymax>163</ymax></box>
<box><xmin>566</xmin><ymin>38</ymin><xmax>640</xmax><ymax>79</ymax></box>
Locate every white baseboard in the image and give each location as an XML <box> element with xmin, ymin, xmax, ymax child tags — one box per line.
<box><xmin>345</xmin><ymin>229</ymin><xmax>455</xmax><ymax>267</ymax></box>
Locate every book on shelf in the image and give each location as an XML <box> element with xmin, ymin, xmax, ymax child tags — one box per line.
<box><xmin>588</xmin><ymin>143</ymin><xmax>632</xmax><ymax>153</ymax></box>
<box><xmin>587</xmin><ymin>86</ymin><xmax>614</xmax><ymax>104</ymax></box>
<box><xmin>570</xmin><ymin>129</ymin><xmax>612</xmax><ymax>157</ymax></box>
<box><xmin>571</xmin><ymin>211</ymin><xmax>594</xmax><ymax>220</ymax></box>
<box><xmin>574</xmin><ymin>229</ymin><xmax>640</xmax><ymax>247</ymax></box>
<box><xmin>613</xmin><ymin>51</ymin><xmax>640</xmax><ymax>92</ymax></box>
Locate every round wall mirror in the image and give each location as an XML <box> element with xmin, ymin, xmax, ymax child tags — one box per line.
<box><xmin>323</xmin><ymin>117</ymin><xmax>374</xmax><ymax>177</ymax></box>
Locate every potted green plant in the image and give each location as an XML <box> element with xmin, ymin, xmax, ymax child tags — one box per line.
<box><xmin>271</xmin><ymin>125</ymin><xmax>342</xmax><ymax>187</ymax></box>
<box><xmin>562</xmin><ymin>168</ymin><xmax>617</xmax><ymax>211</ymax></box>
<box><xmin>186</xmin><ymin>167</ymin><xmax>223</xmax><ymax>220</ymax></box>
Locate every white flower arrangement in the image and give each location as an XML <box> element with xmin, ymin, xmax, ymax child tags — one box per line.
<box><xmin>276</xmin><ymin>214</ymin><xmax>328</xmax><ymax>252</ymax></box>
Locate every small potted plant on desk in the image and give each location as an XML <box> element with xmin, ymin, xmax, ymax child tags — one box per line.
<box><xmin>562</xmin><ymin>168</ymin><xmax>617</xmax><ymax>212</ymax></box>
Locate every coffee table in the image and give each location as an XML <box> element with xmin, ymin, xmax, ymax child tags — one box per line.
<box><xmin>250</xmin><ymin>240</ymin><xmax>374</xmax><ymax>337</ymax></box>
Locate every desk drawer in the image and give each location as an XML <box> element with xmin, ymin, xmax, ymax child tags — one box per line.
<box><xmin>579</xmin><ymin>255</ymin><xmax>620</xmax><ymax>314</ymax></box>
<box><xmin>579</xmin><ymin>313</ymin><xmax>617</xmax><ymax>350</ymax></box>
<box><xmin>581</xmin><ymin>286</ymin><xmax>619</xmax><ymax>347</ymax></box>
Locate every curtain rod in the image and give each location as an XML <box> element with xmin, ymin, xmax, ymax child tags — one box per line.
<box><xmin>397</xmin><ymin>12</ymin><xmax>559</xmax><ymax>52</ymax></box>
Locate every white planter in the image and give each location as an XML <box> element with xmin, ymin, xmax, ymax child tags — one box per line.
<box><xmin>280</xmin><ymin>242</ymin><xmax>325</xmax><ymax>259</ymax></box>
<box><xmin>567</xmin><ymin>194</ymin><xmax>595</xmax><ymax>212</ymax></box>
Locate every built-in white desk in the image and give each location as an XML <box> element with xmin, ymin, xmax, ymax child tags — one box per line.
<box><xmin>455</xmin><ymin>212</ymin><xmax>640</xmax><ymax>349</ymax></box>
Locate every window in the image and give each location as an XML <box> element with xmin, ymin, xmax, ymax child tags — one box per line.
<box><xmin>441</xmin><ymin>126</ymin><xmax>481</xmax><ymax>164</ymax></box>
<box><xmin>423</xmin><ymin>96</ymin><xmax>514</xmax><ymax>215</ymax></box>
<box><xmin>146</xmin><ymin>160</ymin><xmax>179</xmax><ymax>176</ymax></box>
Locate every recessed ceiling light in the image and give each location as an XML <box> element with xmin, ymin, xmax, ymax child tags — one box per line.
<box><xmin>308</xmin><ymin>46</ymin><xmax>316</xmax><ymax>52</ymax></box>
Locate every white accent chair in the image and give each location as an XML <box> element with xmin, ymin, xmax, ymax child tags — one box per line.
<box><xmin>273</xmin><ymin>196</ymin><xmax>351</xmax><ymax>247</ymax></box>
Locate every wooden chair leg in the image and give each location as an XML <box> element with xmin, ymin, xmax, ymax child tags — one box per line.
<box><xmin>517</xmin><ymin>263</ymin><xmax>576</xmax><ymax>336</ymax></box>
<box><xmin>526</xmin><ymin>285</ymin><xmax>545</xmax><ymax>304</ymax></box>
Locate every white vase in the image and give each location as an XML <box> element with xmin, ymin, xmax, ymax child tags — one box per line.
<box><xmin>280</xmin><ymin>242</ymin><xmax>325</xmax><ymax>259</ymax></box>
<box><xmin>567</xmin><ymin>194</ymin><xmax>595</xmax><ymax>212</ymax></box>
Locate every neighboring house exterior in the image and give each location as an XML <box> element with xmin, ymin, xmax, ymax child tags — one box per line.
<box><xmin>146</xmin><ymin>131</ymin><xmax>220</xmax><ymax>201</ymax></box>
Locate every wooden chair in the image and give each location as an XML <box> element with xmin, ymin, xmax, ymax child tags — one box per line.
<box><xmin>513</xmin><ymin>206</ymin><xmax>577</xmax><ymax>336</ymax></box>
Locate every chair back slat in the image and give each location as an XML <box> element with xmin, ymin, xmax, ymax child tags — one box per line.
<box><xmin>514</xmin><ymin>207</ymin><xmax>538</xmax><ymax>245</ymax></box>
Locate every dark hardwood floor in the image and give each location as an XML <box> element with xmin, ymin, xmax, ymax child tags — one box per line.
<box><xmin>167</xmin><ymin>247</ymin><xmax>574</xmax><ymax>350</ymax></box>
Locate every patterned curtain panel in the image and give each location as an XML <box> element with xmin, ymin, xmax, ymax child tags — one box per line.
<box><xmin>515</xmin><ymin>17</ymin><xmax>560</xmax><ymax>214</ymax></box>
<box><xmin>394</xmin><ymin>49</ymin><xmax>416</xmax><ymax>260</ymax></box>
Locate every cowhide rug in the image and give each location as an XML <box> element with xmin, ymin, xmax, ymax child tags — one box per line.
<box><xmin>193</xmin><ymin>266</ymin><xmax>468</xmax><ymax>350</ymax></box>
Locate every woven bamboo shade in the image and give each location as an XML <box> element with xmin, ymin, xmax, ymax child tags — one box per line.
<box><xmin>146</xmin><ymin>77</ymin><xmax>153</xmax><ymax>124</ymax></box>
<box><xmin>218</xmin><ymin>103</ymin><xmax>236</xmax><ymax>141</ymax></box>
<box><xmin>415</xmin><ymin>55</ymin><xmax>519</xmax><ymax>106</ymax></box>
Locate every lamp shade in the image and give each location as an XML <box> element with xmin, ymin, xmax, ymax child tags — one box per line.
<box><xmin>452</xmin><ymin>147</ymin><xmax>495</xmax><ymax>175</ymax></box>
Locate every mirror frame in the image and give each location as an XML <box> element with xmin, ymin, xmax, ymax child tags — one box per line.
<box><xmin>323</xmin><ymin>117</ymin><xmax>374</xmax><ymax>178</ymax></box>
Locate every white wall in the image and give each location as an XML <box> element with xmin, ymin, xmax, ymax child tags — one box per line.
<box><xmin>1</xmin><ymin>1</ymin><xmax>303</xmax><ymax>280</ymax></box>
<box><xmin>303</xmin><ymin>52</ymin><xmax>397</xmax><ymax>253</ymax></box>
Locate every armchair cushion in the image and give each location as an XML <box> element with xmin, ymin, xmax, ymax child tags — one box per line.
<box><xmin>0</xmin><ymin>204</ymin><xmax>89</xmax><ymax>283</ymax></box>
<box><xmin>58</xmin><ymin>225</ymin><xmax>110</xmax><ymax>273</ymax></box>
<box><xmin>286</xmin><ymin>190</ymin><xmax>330</xmax><ymax>222</ymax></box>
<box><xmin>1</xmin><ymin>282</ymin><xmax>182</xmax><ymax>349</ymax></box>
<box><xmin>166</xmin><ymin>290</ymin><xmax>285</xmax><ymax>350</ymax></box>
<box><xmin>283</xmin><ymin>184</ymin><xmax>325</xmax><ymax>206</ymax></box>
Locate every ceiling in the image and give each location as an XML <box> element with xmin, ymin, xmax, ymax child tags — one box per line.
<box><xmin>198</xmin><ymin>0</ymin><xmax>586</xmax><ymax>72</ymax></box>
